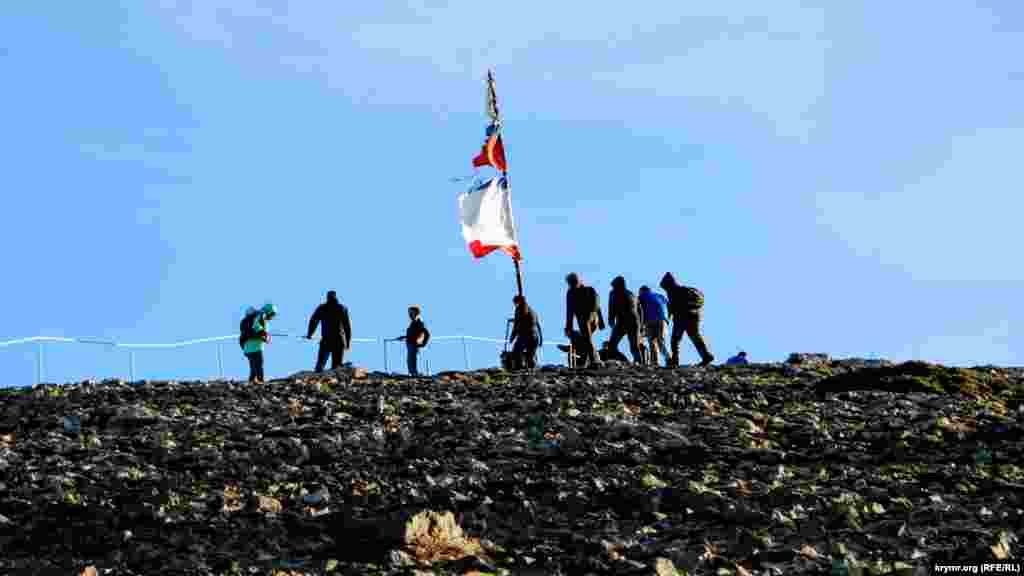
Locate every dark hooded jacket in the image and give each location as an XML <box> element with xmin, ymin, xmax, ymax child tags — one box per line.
<box><xmin>565</xmin><ymin>284</ymin><xmax>604</xmax><ymax>330</ymax></box>
<box><xmin>608</xmin><ymin>278</ymin><xmax>640</xmax><ymax>328</ymax></box>
<box><xmin>405</xmin><ymin>318</ymin><xmax>430</xmax><ymax>347</ymax></box>
<box><xmin>660</xmin><ymin>273</ymin><xmax>704</xmax><ymax>318</ymax></box>
<box><xmin>307</xmin><ymin>295</ymin><xmax>352</xmax><ymax>342</ymax></box>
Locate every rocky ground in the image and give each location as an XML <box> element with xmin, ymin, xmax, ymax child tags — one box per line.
<box><xmin>1</xmin><ymin>356</ymin><xmax>1023</xmax><ymax>576</ymax></box>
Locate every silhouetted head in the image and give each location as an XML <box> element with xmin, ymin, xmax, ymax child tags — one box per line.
<box><xmin>326</xmin><ymin>291</ymin><xmax>337</xmax><ymax>303</ymax></box>
<box><xmin>739</xmin><ymin>351</ymin><xmax>747</xmax><ymax>358</ymax></box>
<box><xmin>513</xmin><ymin>295</ymin><xmax>526</xmax><ymax>308</ymax></box>
<box><xmin>639</xmin><ymin>285</ymin><xmax>651</xmax><ymax>295</ymax></box>
<box><xmin>611</xmin><ymin>276</ymin><xmax>626</xmax><ymax>290</ymax></box>
<box><xmin>660</xmin><ymin>273</ymin><xmax>676</xmax><ymax>290</ymax></box>
<box><xmin>565</xmin><ymin>273</ymin><xmax>580</xmax><ymax>288</ymax></box>
<box><xmin>408</xmin><ymin>305</ymin><xmax>420</xmax><ymax>319</ymax></box>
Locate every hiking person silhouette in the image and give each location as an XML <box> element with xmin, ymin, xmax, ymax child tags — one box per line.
<box><xmin>607</xmin><ymin>276</ymin><xmax>643</xmax><ymax>364</ymax></box>
<box><xmin>399</xmin><ymin>305</ymin><xmax>430</xmax><ymax>376</ymax></box>
<box><xmin>305</xmin><ymin>291</ymin><xmax>352</xmax><ymax>372</ymax></box>
<box><xmin>564</xmin><ymin>273</ymin><xmax>604</xmax><ymax>368</ymax></box>
<box><xmin>510</xmin><ymin>295</ymin><xmax>542</xmax><ymax>370</ymax></box>
<box><xmin>241</xmin><ymin>303</ymin><xmax>276</xmax><ymax>383</ymax></box>
<box><xmin>660</xmin><ymin>272</ymin><xmax>714</xmax><ymax>367</ymax></box>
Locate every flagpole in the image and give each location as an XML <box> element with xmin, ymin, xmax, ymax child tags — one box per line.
<box><xmin>485</xmin><ymin>69</ymin><xmax>524</xmax><ymax>298</ymax></box>
<box><xmin>506</xmin><ymin>170</ymin><xmax>524</xmax><ymax>298</ymax></box>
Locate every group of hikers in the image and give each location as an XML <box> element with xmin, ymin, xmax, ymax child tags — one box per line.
<box><xmin>510</xmin><ymin>271</ymin><xmax>718</xmax><ymax>371</ymax></box>
<box><xmin>238</xmin><ymin>273</ymin><xmax>749</xmax><ymax>383</ymax></box>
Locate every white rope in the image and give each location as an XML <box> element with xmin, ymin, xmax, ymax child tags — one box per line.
<box><xmin>0</xmin><ymin>334</ymin><xmax>571</xmax><ymax>349</ymax></box>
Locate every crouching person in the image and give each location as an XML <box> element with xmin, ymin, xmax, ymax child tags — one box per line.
<box><xmin>511</xmin><ymin>295</ymin><xmax>543</xmax><ymax>370</ymax></box>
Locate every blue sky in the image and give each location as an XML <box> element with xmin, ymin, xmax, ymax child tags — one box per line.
<box><xmin>2</xmin><ymin>2</ymin><xmax>1021</xmax><ymax>386</ymax></box>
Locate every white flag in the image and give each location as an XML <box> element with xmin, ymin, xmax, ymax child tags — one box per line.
<box><xmin>457</xmin><ymin>177</ymin><xmax>521</xmax><ymax>260</ymax></box>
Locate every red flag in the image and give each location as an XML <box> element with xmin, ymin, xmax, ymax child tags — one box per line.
<box><xmin>472</xmin><ymin>134</ymin><xmax>508</xmax><ymax>172</ymax></box>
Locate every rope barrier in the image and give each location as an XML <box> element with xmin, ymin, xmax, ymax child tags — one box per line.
<box><xmin>0</xmin><ymin>334</ymin><xmax>570</xmax><ymax>349</ymax></box>
<box><xmin>0</xmin><ymin>332</ymin><xmax>575</xmax><ymax>385</ymax></box>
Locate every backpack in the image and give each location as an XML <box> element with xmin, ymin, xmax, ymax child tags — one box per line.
<box><xmin>239</xmin><ymin>311</ymin><xmax>259</xmax><ymax>349</ymax></box>
<box><xmin>586</xmin><ymin>286</ymin><xmax>600</xmax><ymax>315</ymax></box>
<box><xmin>680</xmin><ymin>286</ymin><xmax>705</xmax><ymax>309</ymax></box>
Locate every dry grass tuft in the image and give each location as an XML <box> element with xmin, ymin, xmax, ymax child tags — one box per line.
<box><xmin>403</xmin><ymin>510</ymin><xmax>487</xmax><ymax>565</ymax></box>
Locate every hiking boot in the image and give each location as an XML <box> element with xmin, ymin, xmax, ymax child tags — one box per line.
<box><xmin>699</xmin><ymin>355</ymin><xmax>715</xmax><ymax>367</ymax></box>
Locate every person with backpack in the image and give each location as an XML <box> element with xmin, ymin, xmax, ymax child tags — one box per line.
<box><xmin>510</xmin><ymin>295</ymin><xmax>543</xmax><ymax>370</ymax></box>
<box><xmin>564</xmin><ymin>272</ymin><xmax>605</xmax><ymax>368</ymax></box>
<box><xmin>399</xmin><ymin>305</ymin><xmax>431</xmax><ymax>376</ymax></box>
<box><xmin>305</xmin><ymin>290</ymin><xmax>352</xmax><ymax>373</ymax></box>
<box><xmin>638</xmin><ymin>285</ymin><xmax>670</xmax><ymax>366</ymax></box>
<box><xmin>607</xmin><ymin>276</ymin><xmax>643</xmax><ymax>364</ymax></box>
<box><xmin>660</xmin><ymin>272</ymin><xmax>714</xmax><ymax>367</ymax></box>
<box><xmin>240</xmin><ymin>303</ymin><xmax>277</xmax><ymax>383</ymax></box>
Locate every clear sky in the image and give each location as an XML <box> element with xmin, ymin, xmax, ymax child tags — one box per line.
<box><xmin>2</xmin><ymin>2</ymin><xmax>1021</xmax><ymax>386</ymax></box>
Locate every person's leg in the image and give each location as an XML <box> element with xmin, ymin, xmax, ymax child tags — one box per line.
<box><xmin>511</xmin><ymin>339</ymin><xmax>527</xmax><ymax>370</ymax></box>
<box><xmin>407</xmin><ymin>343</ymin><xmax>419</xmax><ymax>376</ymax></box>
<box><xmin>626</xmin><ymin>324</ymin><xmax>642</xmax><ymax>364</ymax></box>
<box><xmin>669</xmin><ymin>320</ymin><xmax>684</xmax><ymax>367</ymax></box>
<box><xmin>578</xmin><ymin>317</ymin><xmax>599</xmax><ymax>367</ymax></box>
<box><xmin>685</xmin><ymin>313</ymin><xmax>714</xmax><ymax>365</ymax></box>
<box><xmin>315</xmin><ymin>340</ymin><xmax>329</xmax><ymax>373</ymax></box>
<box><xmin>655</xmin><ymin>321</ymin><xmax>668</xmax><ymax>367</ymax></box>
<box><xmin>245</xmin><ymin>353</ymin><xmax>257</xmax><ymax>383</ymax></box>
<box><xmin>645</xmin><ymin>321</ymin><xmax>659</xmax><ymax>366</ymax></box>
<box><xmin>608</xmin><ymin>323</ymin><xmax>626</xmax><ymax>355</ymax></box>
<box><xmin>526</xmin><ymin>343</ymin><xmax>538</xmax><ymax>369</ymax></box>
<box><xmin>330</xmin><ymin>339</ymin><xmax>343</xmax><ymax>370</ymax></box>
<box><xmin>254</xmin><ymin>351</ymin><xmax>265</xmax><ymax>382</ymax></box>
<box><xmin>336</xmin><ymin>336</ymin><xmax>347</xmax><ymax>367</ymax></box>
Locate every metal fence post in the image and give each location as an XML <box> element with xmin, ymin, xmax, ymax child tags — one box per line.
<box><xmin>462</xmin><ymin>337</ymin><xmax>470</xmax><ymax>371</ymax></box>
<box><xmin>36</xmin><ymin>343</ymin><xmax>43</xmax><ymax>385</ymax></box>
<box><xmin>383</xmin><ymin>338</ymin><xmax>389</xmax><ymax>373</ymax></box>
<box><xmin>129</xmin><ymin>351</ymin><xmax>135</xmax><ymax>382</ymax></box>
<box><xmin>217</xmin><ymin>344</ymin><xmax>224</xmax><ymax>380</ymax></box>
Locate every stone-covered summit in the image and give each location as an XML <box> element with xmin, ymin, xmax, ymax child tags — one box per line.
<box><xmin>1</xmin><ymin>357</ymin><xmax>1022</xmax><ymax>575</ymax></box>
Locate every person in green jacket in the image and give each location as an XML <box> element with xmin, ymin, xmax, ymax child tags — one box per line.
<box><xmin>242</xmin><ymin>303</ymin><xmax>277</xmax><ymax>383</ymax></box>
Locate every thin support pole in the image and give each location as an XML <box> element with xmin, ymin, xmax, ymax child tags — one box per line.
<box><xmin>217</xmin><ymin>344</ymin><xmax>224</xmax><ymax>380</ymax></box>
<box><xmin>129</xmin><ymin>351</ymin><xmax>135</xmax><ymax>382</ymax></box>
<box><xmin>383</xmin><ymin>338</ymin><xmax>389</xmax><ymax>373</ymax></box>
<box><xmin>462</xmin><ymin>337</ymin><xmax>470</xmax><ymax>371</ymax></box>
<box><xmin>36</xmin><ymin>343</ymin><xmax>43</xmax><ymax>385</ymax></box>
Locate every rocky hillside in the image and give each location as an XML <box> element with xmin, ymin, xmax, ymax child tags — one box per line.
<box><xmin>1</xmin><ymin>357</ymin><xmax>1023</xmax><ymax>575</ymax></box>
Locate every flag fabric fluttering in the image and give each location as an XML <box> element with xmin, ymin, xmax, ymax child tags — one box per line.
<box><xmin>472</xmin><ymin>132</ymin><xmax>507</xmax><ymax>172</ymax></box>
<box><xmin>457</xmin><ymin>176</ymin><xmax>521</xmax><ymax>261</ymax></box>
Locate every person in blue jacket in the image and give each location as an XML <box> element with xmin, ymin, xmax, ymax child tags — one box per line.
<box><xmin>726</xmin><ymin>351</ymin><xmax>749</xmax><ymax>366</ymax></box>
<box><xmin>638</xmin><ymin>285</ymin><xmax>670</xmax><ymax>366</ymax></box>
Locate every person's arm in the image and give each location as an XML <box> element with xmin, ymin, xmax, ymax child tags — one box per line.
<box><xmin>595</xmin><ymin>289</ymin><xmax>606</xmax><ymax>330</ymax></box>
<box><xmin>608</xmin><ymin>291</ymin><xmax>616</xmax><ymax>329</ymax></box>
<box><xmin>536</xmin><ymin>313</ymin><xmax>543</xmax><ymax>347</ymax></box>
<box><xmin>341</xmin><ymin>306</ymin><xmax>352</xmax><ymax>349</ymax></box>
<box><xmin>565</xmin><ymin>290</ymin><xmax>573</xmax><ymax>336</ymax></box>
<box><xmin>420</xmin><ymin>324</ymin><xmax>431</xmax><ymax>347</ymax></box>
<box><xmin>306</xmin><ymin>306</ymin><xmax>321</xmax><ymax>339</ymax></box>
